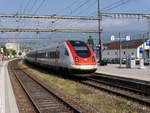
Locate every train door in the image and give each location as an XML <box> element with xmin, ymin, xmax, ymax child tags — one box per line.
<box><xmin>35</xmin><ymin>51</ymin><xmax>37</xmax><ymax>63</ymax></box>
<box><xmin>58</xmin><ymin>45</ymin><xmax>64</xmax><ymax>66</ymax></box>
<box><xmin>59</xmin><ymin>45</ymin><xmax>67</xmax><ymax>67</ymax></box>
<box><xmin>56</xmin><ymin>46</ymin><xmax>59</xmax><ymax>65</ymax></box>
<box><xmin>63</xmin><ymin>47</ymin><xmax>70</xmax><ymax>67</ymax></box>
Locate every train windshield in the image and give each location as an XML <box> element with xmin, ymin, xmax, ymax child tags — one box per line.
<box><xmin>69</xmin><ymin>41</ymin><xmax>91</xmax><ymax>58</ymax></box>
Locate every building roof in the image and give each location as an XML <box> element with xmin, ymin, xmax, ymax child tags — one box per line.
<box><xmin>103</xmin><ymin>38</ymin><xmax>148</xmax><ymax>50</ymax></box>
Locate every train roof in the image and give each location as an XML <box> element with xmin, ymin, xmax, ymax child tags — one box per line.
<box><xmin>26</xmin><ymin>40</ymin><xmax>86</xmax><ymax>55</ymax></box>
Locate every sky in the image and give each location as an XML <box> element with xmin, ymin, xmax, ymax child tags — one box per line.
<box><xmin>0</xmin><ymin>0</ymin><xmax>150</xmax><ymax>15</ymax></box>
<box><xmin>0</xmin><ymin>0</ymin><xmax>150</xmax><ymax>47</ymax></box>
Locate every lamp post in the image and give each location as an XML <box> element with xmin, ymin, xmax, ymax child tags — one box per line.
<box><xmin>148</xmin><ymin>31</ymin><xmax>150</xmax><ymax>66</ymax></box>
<box><xmin>119</xmin><ymin>33</ymin><xmax>122</xmax><ymax>68</ymax></box>
<box><xmin>97</xmin><ymin>0</ymin><xmax>102</xmax><ymax>64</ymax></box>
<box><xmin>111</xmin><ymin>33</ymin><xmax>130</xmax><ymax>68</ymax></box>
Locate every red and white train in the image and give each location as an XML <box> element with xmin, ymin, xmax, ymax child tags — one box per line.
<box><xmin>25</xmin><ymin>40</ymin><xmax>97</xmax><ymax>75</ymax></box>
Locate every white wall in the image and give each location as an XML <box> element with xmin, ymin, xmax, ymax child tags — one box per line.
<box><xmin>102</xmin><ymin>48</ymin><xmax>137</xmax><ymax>60</ymax></box>
<box><xmin>137</xmin><ymin>40</ymin><xmax>150</xmax><ymax>59</ymax></box>
<box><xmin>5</xmin><ymin>43</ymin><xmax>20</xmax><ymax>52</ymax></box>
<box><xmin>101</xmin><ymin>40</ymin><xmax>150</xmax><ymax>60</ymax></box>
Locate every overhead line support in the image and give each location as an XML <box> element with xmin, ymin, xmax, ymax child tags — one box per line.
<box><xmin>98</xmin><ymin>0</ymin><xmax>103</xmax><ymax>64</ymax></box>
<box><xmin>0</xmin><ymin>28</ymin><xmax>101</xmax><ymax>33</ymax></box>
<box><xmin>0</xmin><ymin>14</ymin><xmax>99</xmax><ymax>20</ymax></box>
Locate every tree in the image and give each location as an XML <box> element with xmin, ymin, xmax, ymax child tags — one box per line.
<box><xmin>12</xmin><ymin>50</ymin><xmax>16</xmax><ymax>56</ymax></box>
<box><xmin>4</xmin><ymin>51</ymin><xmax>10</xmax><ymax>56</ymax></box>
<box><xmin>87</xmin><ymin>36</ymin><xmax>94</xmax><ymax>46</ymax></box>
<box><xmin>87</xmin><ymin>36</ymin><xmax>94</xmax><ymax>50</ymax></box>
<box><xmin>0</xmin><ymin>46</ymin><xmax>6</xmax><ymax>54</ymax></box>
<box><xmin>18</xmin><ymin>52</ymin><xmax>22</xmax><ymax>56</ymax></box>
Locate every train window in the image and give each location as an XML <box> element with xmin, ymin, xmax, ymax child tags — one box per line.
<box><xmin>56</xmin><ymin>51</ymin><xmax>60</xmax><ymax>58</ymax></box>
<box><xmin>69</xmin><ymin>40</ymin><xmax>91</xmax><ymax>58</ymax></box>
<box><xmin>52</xmin><ymin>52</ymin><xmax>54</xmax><ymax>58</ymax></box>
<box><xmin>48</xmin><ymin>52</ymin><xmax>50</xmax><ymax>58</ymax></box>
<box><xmin>50</xmin><ymin>53</ymin><xmax>52</xmax><ymax>58</ymax></box>
<box><xmin>69</xmin><ymin>40</ymin><xmax>86</xmax><ymax>47</ymax></box>
<box><xmin>64</xmin><ymin>49</ymin><xmax>69</xmax><ymax>56</ymax></box>
<box><xmin>74</xmin><ymin>47</ymin><xmax>87</xmax><ymax>50</ymax></box>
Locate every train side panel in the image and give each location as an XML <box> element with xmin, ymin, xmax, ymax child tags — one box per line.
<box><xmin>25</xmin><ymin>40</ymin><xmax>97</xmax><ymax>75</ymax></box>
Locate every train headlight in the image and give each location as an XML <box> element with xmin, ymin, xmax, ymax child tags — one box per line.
<box><xmin>92</xmin><ymin>56</ymin><xmax>95</xmax><ymax>62</ymax></box>
<box><xmin>75</xmin><ymin>56</ymin><xmax>79</xmax><ymax>62</ymax></box>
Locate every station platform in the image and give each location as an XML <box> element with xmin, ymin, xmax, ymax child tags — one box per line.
<box><xmin>96</xmin><ymin>64</ymin><xmax>150</xmax><ymax>82</ymax></box>
<box><xmin>0</xmin><ymin>61</ymin><xmax>19</xmax><ymax>113</ymax></box>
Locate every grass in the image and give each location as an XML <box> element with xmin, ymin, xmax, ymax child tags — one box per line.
<box><xmin>19</xmin><ymin>62</ymin><xmax>149</xmax><ymax>113</ymax></box>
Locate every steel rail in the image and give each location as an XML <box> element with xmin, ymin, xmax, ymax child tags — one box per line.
<box><xmin>76</xmin><ymin>73</ymin><xmax>150</xmax><ymax>106</ymax></box>
<box><xmin>10</xmin><ymin>60</ymin><xmax>82</xmax><ymax>113</ymax></box>
<box><xmin>92</xmin><ymin>73</ymin><xmax>150</xmax><ymax>95</ymax></box>
<box><xmin>80</xmin><ymin>80</ymin><xmax>150</xmax><ymax>106</ymax></box>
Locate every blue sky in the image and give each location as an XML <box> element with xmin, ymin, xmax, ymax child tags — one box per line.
<box><xmin>0</xmin><ymin>0</ymin><xmax>149</xmax><ymax>15</ymax></box>
<box><xmin>0</xmin><ymin>0</ymin><xmax>150</xmax><ymax>47</ymax></box>
<box><xmin>0</xmin><ymin>0</ymin><xmax>149</xmax><ymax>30</ymax></box>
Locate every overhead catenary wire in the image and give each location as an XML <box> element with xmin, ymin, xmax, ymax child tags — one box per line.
<box><xmin>29</xmin><ymin>0</ymin><xmax>38</xmax><ymax>13</ymax></box>
<box><xmin>50</xmin><ymin>0</ymin><xmax>86</xmax><ymax>25</ymax></box>
<box><xmin>24</xmin><ymin>0</ymin><xmax>31</xmax><ymax>13</ymax></box>
<box><xmin>48</xmin><ymin>0</ymin><xmax>84</xmax><ymax>34</ymax></box>
<box><xmin>52</xmin><ymin>0</ymin><xmax>94</xmax><ymax>32</ymax></box>
<box><xmin>21</xmin><ymin>0</ymin><xmax>44</xmax><ymax>41</ymax></box>
<box><xmin>102</xmin><ymin>0</ymin><xmax>134</xmax><ymax>12</ymax></box>
<box><xmin>102</xmin><ymin>0</ymin><xmax>126</xmax><ymax>11</ymax></box>
<box><xmin>65</xmin><ymin>0</ymin><xmax>97</xmax><ymax>36</ymax></box>
<box><xmin>14</xmin><ymin>0</ymin><xmax>28</xmax><ymax>43</ymax></box>
<box><xmin>70</xmin><ymin>0</ymin><xmax>92</xmax><ymax>16</ymax></box>
<box><xmin>88</xmin><ymin>0</ymin><xmax>135</xmax><ymax>16</ymax></box>
<box><xmin>56</xmin><ymin>0</ymin><xmax>80</xmax><ymax>15</ymax></box>
<box><xmin>74</xmin><ymin>0</ymin><xmax>97</xmax><ymax>16</ymax></box>
<box><xmin>16</xmin><ymin>0</ymin><xmax>24</xmax><ymax>14</ymax></box>
<box><xmin>17</xmin><ymin>0</ymin><xmax>34</xmax><ymax>38</ymax></box>
<box><xmin>33</xmin><ymin>0</ymin><xmax>46</xmax><ymax>14</ymax></box>
<box><xmin>71</xmin><ymin>0</ymin><xmax>97</xmax><ymax>28</ymax></box>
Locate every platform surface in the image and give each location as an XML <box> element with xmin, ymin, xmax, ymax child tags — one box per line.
<box><xmin>0</xmin><ymin>61</ymin><xmax>19</xmax><ymax>113</ymax></box>
<box><xmin>96</xmin><ymin>64</ymin><xmax>150</xmax><ymax>82</ymax></box>
<box><xmin>0</xmin><ymin>62</ymin><xmax>6</xmax><ymax>113</ymax></box>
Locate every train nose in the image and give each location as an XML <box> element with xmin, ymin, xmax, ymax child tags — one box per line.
<box><xmin>84</xmin><ymin>58</ymin><xmax>88</xmax><ymax>61</ymax></box>
<box><xmin>92</xmin><ymin>56</ymin><xmax>96</xmax><ymax>62</ymax></box>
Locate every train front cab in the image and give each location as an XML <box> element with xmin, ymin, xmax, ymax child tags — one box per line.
<box><xmin>66</xmin><ymin>40</ymin><xmax>97</xmax><ymax>74</ymax></box>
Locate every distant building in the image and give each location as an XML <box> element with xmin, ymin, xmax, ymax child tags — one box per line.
<box><xmin>21</xmin><ymin>47</ymin><xmax>32</xmax><ymax>57</ymax></box>
<box><xmin>5</xmin><ymin>43</ymin><xmax>20</xmax><ymax>53</ymax></box>
<box><xmin>102</xmin><ymin>39</ymin><xmax>150</xmax><ymax>60</ymax></box>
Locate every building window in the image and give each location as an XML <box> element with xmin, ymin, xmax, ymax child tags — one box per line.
<box><xmin>115</xmin><ymin>52</ymin><xmax>117</xmax><ymax>55</ymax></box>
<box><xmin>107</xmin><ymin>52</ymin><xmax>110</xmax><ymax>55</ymax></box>
<box><xmin>132</xmin><ymin>52</ymin><xmax>134</xmax><ymax>55</ymax></box>
<box><xmin>124</xmin><ymin>51</ymin><xmax>126</xmax><ymax>55</ymax></box>
<box><xmin>64</xmin><ymin>49</ymin><xmax>69</xmax><ymax>56</ymax></box>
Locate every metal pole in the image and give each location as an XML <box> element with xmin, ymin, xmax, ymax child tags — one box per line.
<box><xmin>119</xmin><ymin>33</ymin><xmax>122</xmax><ymax>68</ymax></box>
<box><xmin>147</xmin><ymin>18</ymin><xmax>150</xmax><ymax>65</ymax></box>
<box><xmin>37</xmin><ymin>32</ymin><xmax>39</xmax><ymax>40</ymax></box>
<box><xmin>149</xmin><ymin>31</ymin><xmax>150</xmax><ymax>66</ymax></box>
<box><xmin>143</xmin><ymin>34</ymin><xmax>145</xmax><ymax>60</ymax></box>
<box><xmin>98</xmin><ymin>0</ymin><xmax>102</xmax><ymax>64</ymax></box>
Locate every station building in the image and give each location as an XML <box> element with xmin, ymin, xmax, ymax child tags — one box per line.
<box><xmin>5</xmin><ymin>43</ymin><xmax>20</xmax><ymax>58</ymax></box>
<box><xmin>5</xmin><ymin>43</ymin><xmax>20</xmax><ymax>52</ymax></box>
<box><xmin>102</xmin><ymin>38</ymin><xmax>150</xmax><ymax>61</ymax></box>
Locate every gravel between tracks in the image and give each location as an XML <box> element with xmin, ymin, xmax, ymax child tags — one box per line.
<box><xmin>20</xmin><ymin>60</ymin><xmax>150</xmax><ymax>113</ymax></box>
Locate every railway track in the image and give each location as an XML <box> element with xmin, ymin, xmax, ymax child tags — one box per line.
<box><xmin>9</xmin><ymin>60</ymin><xmax>83</xmax><ymax>113</ymax></box>
<box><xmin>92</xmin><ymin>73</ymin><xmax>150</xmax><ymax>95</ymax></box>
<box><xmin>23</xmin><ymin>60</ymin><xmax>150</xmax><ymax>107</ymax></box>
<box><xmin>78</xmin><ymin>73</ymin><xmax>150</xmax><ymax>106</ymax></box>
